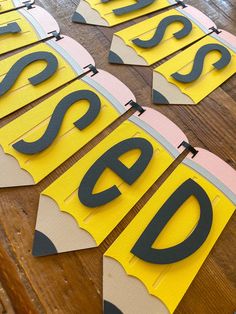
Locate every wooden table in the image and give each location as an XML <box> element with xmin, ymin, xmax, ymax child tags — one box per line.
<box><xmin>0</xmin><ymin>0</ymin><xmax>236</xmax><ymax>313</ymax></box>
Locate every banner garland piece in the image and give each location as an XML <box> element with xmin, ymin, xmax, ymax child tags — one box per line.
<box><xmin>0</xmin><ymin>5</ymin><xmax>60</xmax><ymax>55</ymax></box>
<box><xmin>72</xmin><ymin>0</ymin><xmax>177</xmax><ymax>27</ymax></box>
<box><xmin>109</xmin><ymin>5</ymin><xmax>216</xmax><ymax>66</ymax></box>
<box><xmin>104</xmin><ymin>147</ymin><xmax>236</xmax><ymax>314</ymax></box>
<box><xmin>0</xmin><ymin>70</ymin><xmax>135</xmax><ymax>187</ymax></box>
<box><xmin>0</xmin><ymin>35</ymin><xmax>96</xmax><ymax>119</ymax></box>
<box><xmin>0</xmin><ymin>0</ymin><xmax>34</xmax><ymax>14</ymax></box>
<box><xmin>32</xmin><ymin>108</ymin><xmax>188</xmax><ymax>256</ymax></box>
<box><xmin>152</xmin><ymin>29</ymin><xmax>236</xmax><ymax>104</ymax></box>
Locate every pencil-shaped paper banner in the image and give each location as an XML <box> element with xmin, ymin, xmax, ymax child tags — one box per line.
<box><xmin>32</xmin><ymin>108</ymin><xmax>188</xmax><ymax>256</ymax></box>
<box><xmin>0</xmin><ymin>35</ymin><xmax>95</xmax><ymax>119</ymax></box>
<box><xmin>109</xmin><ymin>5</ymin><xmax>216</xmax><ymax>66</ymax></box>
<box><xmin>72</xmin><ymin>0</ymin><xmax>177</xmax><ymax>27</ymax></box>
<box><xmin>152</xmin><ymin>30</ymin><xmax>236</xmax><ymax>104</ymax></box>
<box><xmin>0</xmin><ymin>0</ymin><xmax>34</xmax><ymax>14</ymax></box>
<box><xmin>104</xmin><ymin>148</ymin><xmax>236</xmax><ymax>314</ymax></box>
<box><xmin>0</xmin><ymin>70</ymin><xmax>135</xmax><ymax>187</ymax></box>
<box><xmin>0</xmin><ymin>5</ymin><xmax>60</xmax><ymax>55</ymax></box>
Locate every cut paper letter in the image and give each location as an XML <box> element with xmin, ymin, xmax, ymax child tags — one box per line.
<box><xmin>0</xmin><ymin>5</ymin><xmax>60</xmax><ymax>55</ymax></box>
<box><xmin>32</xmin><ymin>107</ymin><xmax>188</xmax><ymax>256</ymax></box>
<box><xmin>0</xmin><ymin>35</ymin><xmax>95</xmax><ymax>119</ymax></box>
<box><xmin>0</xmin><ymin>0</ymin><xmax>34</xmax><ymax>14</ymax></box>
<box><xmin>109</xmin><ymin>4</ymin><xmax>216</xmax><ymax>66</ymax></box>
<box><xmin>152</xmin><ymin>29</ymin><xmax>236</xmax><ymax>104</ymax></box>
<box><xmin>0</xmin><ymin>70</ymin><xmax>135</xmax><ymax>187</ymax></box>
<box><xmin>72</xmin><ymin>0</ymin><xmax>177</xmax><ymax>27</ymax></box>
<box><xmin>104</xmin><ymin>147</ymin><xmax>236</xmax><ymax>314</ymax></box>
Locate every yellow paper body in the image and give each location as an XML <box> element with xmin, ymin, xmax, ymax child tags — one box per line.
<box><xmin>154</xmin><ymin>35</ymin><xmax>236</xmax><ymax>103</ymax></box>
<box><xmin>105</xmin><ymin>163</ymin><xmax>235</xmax><ymax>313</ymax></box>
<box><xmin>0</xmin><ymin>10</ymin><xmax>39</xmax><ymax>55</ymax></box>
<box><xmin>43</xmin><ymin>122</ymin><xmax>174</xmax><ymax>245</ymax></box>
<box><xmin>0</xmin><ymin>79</ymin><xmax>121</xmax><ymax>183</ymax></box>
<box><xmin>115</xmin><ymin>8</ymin><xmax>206</xmax><ymax>65</ymax></box>
<box><xmin>87</xmin><ymin>0</ymin><xmax>173</xmax><ymax>26</ymax></box>
<box><xmin>0</xmin><ymin>0</ymin><xmax>14</xmax><ymax>13</ymax></box>
<box><xmin>0</xmin><ymin>42</ymin><xmax>77</xmax><ymax>118</ymax></box>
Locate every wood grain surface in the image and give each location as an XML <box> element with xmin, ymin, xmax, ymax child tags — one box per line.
<box><xmin>0</xmin><ymin>0</ymin><xmax>235</xmax><ymax>313</ymax></box>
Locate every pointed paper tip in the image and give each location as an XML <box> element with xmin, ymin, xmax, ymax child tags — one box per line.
<box><xmin>108</xmin><ymin>51</ymin><xmax>124</xmax><ymax>64</ymax></box>
<box><xmin>32</xmin><ymin>230</ymin><xmax>58</xmax><ymax>257</ymax></box>
<box><xmin>72</xmin><ymin>12</ymin><xmax>87</xmax><ymax>24</ymax></box>
<box><xmin>152</xmin><ymin>89</ymin><xmax>170</xmax><ymax>105</ymax></box>
<box><xmin>104</xmin><ymin>300</ymin><xmax>123</xmax><ymax>314</ymax></box>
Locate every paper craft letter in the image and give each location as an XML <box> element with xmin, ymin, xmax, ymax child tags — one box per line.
<box><xmin>13</xmin><ymin>90</ymin><xmax>101</xmax><ymax>154</ymax></box>
<box><xmin>0</xmin><ymin>35</ymin><xmax>95</xmax><ymax>118</ymax></box>
<box><xmin>132</xmin><ymin>179</ymin><xmax>213</xmax><ymax>264</ymax></box>
<box><xmin>106</xmin><ymin>0</ymin><xmax>156</xmax><ymax>16</ymax></box>
<box><xmin>79</xmin><ymin>138</ymin><xmax>153</xmax><ymax>207</ymax></box>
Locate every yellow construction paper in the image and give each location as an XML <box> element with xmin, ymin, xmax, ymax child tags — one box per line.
<box><xmin>43</xmin><ymin>121</ymin><xmax>175</xmax><ymax>245</ymax></box>
<box><xmin>0</xmin><ymin>10</ymin><xmax>40</xmax><ymax>55</ymax></box>
<box><xmin>0</xmin><ymin>0</ymin><xmax>15</xmax><ymax>13</ymax></box>
<box><xmin>0</xmin><ymin>79</ymin><xmax>122</xmax><ymax>183</ymax></box>
<box><xmin>154</xmin><ymin>35</ymin><xmax>236</xmax><ymax>104</ymax></box>
<box><xmin>0</xmin><ymin>41</ymin><xmax>77</xmax><ymax>118</ymax></box>
<box><xmin>114</xmin><ymin>8</ymin><xmax>206</xmax><ymax>65</ymax></box>
<box><xmin>105</xmin><ymin>163</ymin><xmax>236</xmax><ymax>313</ymax></box>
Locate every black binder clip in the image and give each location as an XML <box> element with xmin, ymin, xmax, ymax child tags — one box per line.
<box><xmin>48</xmin><ymin>31</ymin><xmax>63</xmax><ymax>41</ymax></box>
<box><xmin>209</xmin><ymin>26</ymin><xmax>221</xmax><ymax>35</ymax></box>
<box><xmin>23</xmin><ymin>1</ymin><xmax>34</xmax><ymax>10</ymax></box>
<box><xmin>83</xmin><ymin>64</ymin><xmax>99</xmax><ymax>77</ymax></box>
<box><xmin>125</xmin><ymin>100</ymin><xmax>145</xmax><ymax>116</ymax></box>
<box><xmin>176</xmin><ymin>0</ymin><xmax>187</xmax><ymax>8</ymax></box>
<box><xmin>178</xmin><ymin>141</ymin><xmax>198</xmax><ymax>158</ymax></box>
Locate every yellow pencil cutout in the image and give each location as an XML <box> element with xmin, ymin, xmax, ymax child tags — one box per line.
<box><xmin>152</xmin><ymin>30</ymin><xmax>236</xmax><ymax>104</ymax></box>
<box><xmin>104</xmin><ymin>148</ymin><xmax>236</xmax><ymax>313</ymax></box>
<box><xmin>109</xmin><ymin>5</ymin><xmax>216</xmax><ymax>66</ymax></box>
<box><xmin>72</xmin><ymin>0</ymin><xmax>177</xmax><ymax>27</ymax></box>
<box><xmin>0</xmin><ymin>70</ymin><xmax>134</xmax><ymax>187</ymax></box>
